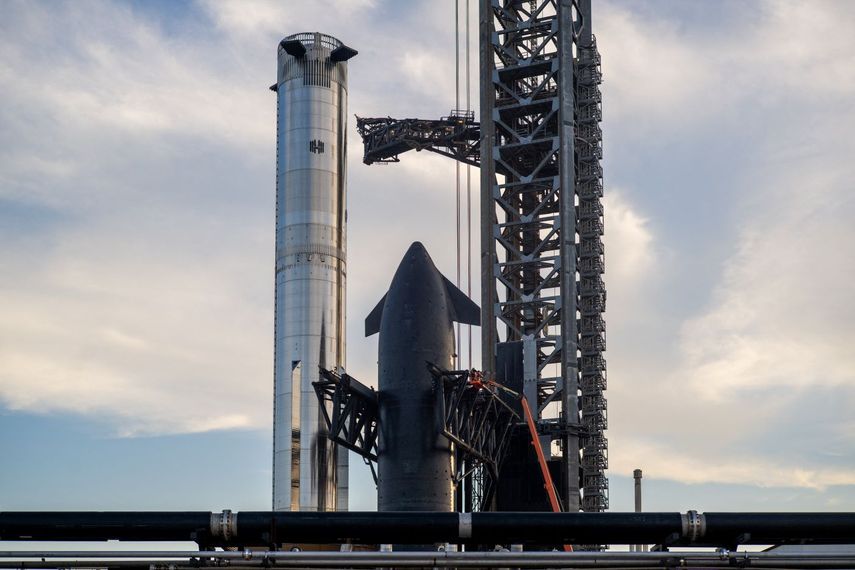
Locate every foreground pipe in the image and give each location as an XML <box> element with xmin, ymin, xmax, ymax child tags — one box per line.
<box><xmin>3</xmin><ymin>551</ymin><xmax>855</xmax><ymax>569</ymax></box>
<box><xmin>1</xmin><ymin>511</ymin><xmax>855</xmax><ymax>548</ymax></box>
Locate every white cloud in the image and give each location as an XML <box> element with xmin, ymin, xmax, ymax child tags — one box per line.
<box><xmin>0</xmin><ymin>4</ymin><xmax>273</xmax><ymax>214</ymax></box>
<box><xmin>603</xmin><ymin>191</ymin><xmax>655</xmax><ymax>290</ymax></box>
<box><xmin>0</xmin><ymin>1</ymin><xmax>276</xmax><ymax>435</ymax></box>
<box><xmin>199</xmin><ymin>0</ymin><xmax>377</xmax><ymax>39</ymax></box>
<box><xmin>677</xmin><ymin>164</ymin><xmax>855</xmax><ymax>401</ymax></box>
<box><xmin>0</xmin><ymin>0</ymin><xmax>463</xmax><ymax>436</ymax></box>
<box><xmin>611</xmin><ymin>438</ymin><xmax>855</xmax><ymax>491</ymax></box>
<box><xmin>747</xmin><ymin>1</ymin><xmax>855</xmax><ymax>96</ymax></box>
<box><xmin>598</xmin><ymin>0</ymin><xmax>855</xmax><ymax>137</ymax></box>
<box><xmin>595</xmin><ymin>0</ymin><xmax>855</xmax><ymax>491</ymax></box>
<box><xmin>1</xmin><ymin>0</ymin><xmax>854</xmax><ymax>503</ymax></box>
<box><xmin>0</xmin><ymin>221</ymin><xmax>271</xmax><ymax>435</ymax></box>
<box><xmin>27</xmin><ymin>10</ymin><xmax>265</xmax><ymax>141</ymax></box>
<box><xmin>598</xmin><ymin>4</ymin><xmax>716</xmax><ymax>129</ymax></box>
<box><xmin>673</xmin><ymin>42</ymin><xmax>855</xmax><ymax>401</ymax></box>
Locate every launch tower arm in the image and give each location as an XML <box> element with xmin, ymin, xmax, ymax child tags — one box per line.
<box><xmin>355</xmin><ymin>112</ymin><xmax>481</xmax><ymax>167</ymax></box>
<box><xmin>430</xmin><ymin>366</ymin><xmax>518</xmax><ymax>511</ymax></box>
<box><xmin>314</xmin><ymin>368</ymin><xmax>380</xmax><ymax>465</ymax></box>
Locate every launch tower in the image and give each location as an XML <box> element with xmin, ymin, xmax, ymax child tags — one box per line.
<box><xmin>356</xmin><ymin>0</ymin><xmax>608</xmax><ymax>513</ymax></box>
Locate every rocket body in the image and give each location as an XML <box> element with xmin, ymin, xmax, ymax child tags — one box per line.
<box><xmin>273</xmin><ymin>32</ymin><xmax>355</xmax><ymax>512</ymax></box>
<box><xmin>365</xmin><ymin>242</ymin><xmax>479</xmax><ymax>512</ymax></box>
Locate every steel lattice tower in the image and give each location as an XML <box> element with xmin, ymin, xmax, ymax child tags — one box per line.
<box><xmin>355</xmin><ymin>0</ymin><xmax>607</xmax><ymax>513</ymax></box>
<box><xmin>575</xmin><ymin>4</ymin><xmax>608</xmax><ymax>512</ymax></box>
<box><xmin>479</xmin><ymin>0</ymin><xmax>607</xmax><ymax>512</ymax></box>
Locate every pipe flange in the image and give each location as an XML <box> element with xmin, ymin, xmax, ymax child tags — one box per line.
<box><xmin>210</xmin><ymin>510</ymin><xmax>237</xmax><ymax>542</ymax></box>
<box><xmin>459</xmin><ymin>512</ymin><xmax>473</xmax><ymax>539</ymax></box>
<box><xmin>681</xmin><ymin>510</ymin><xmax>706</xmax><ymax>543</ymax></box>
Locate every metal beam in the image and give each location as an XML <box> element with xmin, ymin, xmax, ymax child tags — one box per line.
<box><xmin>431</xmin><ymin>367</ymin><xmax>519</xmax><ymax>510</ymax></box>
<box><xmin>479</xmin><ymin>0</ymin><xmax>498</xmax><ymax>383</ymax></box>
<box><xmin>480</xmin><ymin>0</ymin><xmax>592</xmax><ymax>514</ymax></box>
<box><xmin>313</xmin><ymin>368</ymin><xmax>380</xmax><ymax>464</ymax></box>
<box><xmin>558</xmin><ymin>0</ymin><xmax>581</xmax><ymax>514</ymax></box>
<box><xmin>355</xmin><ymin>113</ymin><xmax>480</xmax><ymax>167</ymax></box>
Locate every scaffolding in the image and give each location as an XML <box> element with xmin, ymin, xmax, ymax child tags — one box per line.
<box><xmin>575</xmin><ymin>20</ymin><xmax>608</xmax><ymax>511</ymax></box>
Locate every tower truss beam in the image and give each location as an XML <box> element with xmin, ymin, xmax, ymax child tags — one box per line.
<box><xmin>356</xmin><ymin>113</ymin><xmax>480</xmax><ymax>167</ymax></box>
<box><xmin>481</xmin><ymin>0</ymin><xmax>585</xmax><ymax>513</ymax></box>
<box><xmin>481</xmin><ymin>0</ymin><xmax>608</xmax><ymax>514</ymax></box>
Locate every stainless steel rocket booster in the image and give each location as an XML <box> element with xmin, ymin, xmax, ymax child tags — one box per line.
<box><xmin>273</xmin><ymin>32</ymin><xmax>356</xmax><ymax>512</ymax></box>
<box><xmin>365</xmin><ymin>242</ymin><xmax>480</xmax><ymax>512</ymax></box>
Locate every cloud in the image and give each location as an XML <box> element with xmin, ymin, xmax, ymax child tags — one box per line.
<box><xmin>680</xmin><ymin>217</ymin><xmax>855</xmax><ymax>401</ymax></box>
<box><xmin>747</xmin><ymin>1</ymin><xmax>855</xmax><ymax>96</ymax></box>
<box><xmin>598</xmin><ymin>3</ymin><xmax>716</xmax><ymax>130</ymax></box>
<box><xmin>595</xmin><ymin>0</ymin><xmax>855</xmax><ymax>491</ymax></box>
<box><xmin>199</xmin><ymin>0</ymin><xmax>377</xmax><ymax>39</ymax></box>
<box><xmin>0</xmin><ymin>217</ymin><xmax>272</xmax><ymax>435</ymax></box>
<box><xmin>611</xmin><ymin>438</ymin><xmax>855</xmax><ymax>491</ymax></box>
<box><xmin>1</xmin><ymin>0</ymin><xmax>853</xmax><ymax>504</ymax></box>
<box><xmin>599</xmin><ymin>0</ymin><xmax>855</xmax><ymax>136</ymax></box>
<box><xmin>0</xmin><ymin>1</ymin><xmax>274</xmax><ymax>435</ymax></box>
<box><xmin>671</xmin><ymin>2</ymin><xmax>855</xmax><ymax>401</ymax></box>
<box><xmin>602</xmin><ymin>191</ymin><xmax>655</xmax><ymax>295</ymax></box>
<box><xmin>0</xmin><ymin>0</ymin><xmax>468</xmax><ymax>436</ymax></box>
<box><xmin>17</xmin><ymin>6</ymin><xmax>267</xmax><ymax>142</ymax></box>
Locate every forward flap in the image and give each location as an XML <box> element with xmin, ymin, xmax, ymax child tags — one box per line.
<box><xmin>442</xmin><ymin>276</ymin><xmax>481</xmax><ymax>326</ymax></box>
<box><xmin>364</xmin><ymin>293</ymin><xmax>387</xmax><ymax>336</ymax></box>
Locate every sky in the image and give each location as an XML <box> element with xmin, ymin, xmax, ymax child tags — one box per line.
<box><xmin>1</xmin><ymin>0</ymin><xmax>855</xmax><ymax>518</ymax></box>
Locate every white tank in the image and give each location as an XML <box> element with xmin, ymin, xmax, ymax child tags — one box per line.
<box><xmin>273</xmin><ymin>32</ymin><xmax>355</xmax><ymax>512</ymax></box>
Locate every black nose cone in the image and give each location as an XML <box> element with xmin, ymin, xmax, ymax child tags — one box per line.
<box><xmin>365</xmin><ymin>242</ymin><xmax>480</xmax><ymax>337</ymax></box>
<box><xmin>394</xmin><ymin>241</ymin><xmax>436</xmax><ymax>286</ymax></box>
<box><xmin>406</xmin><ymin>241</ymin><xmax>427</xmax><ymax>255</ymax></box>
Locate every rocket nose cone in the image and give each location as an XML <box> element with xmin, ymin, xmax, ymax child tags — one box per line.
<box><xmin>392</xmin><ymin>241</ymin><xmax>439</xmax><ymax>287</ymax></box>
<box><xmin>402</xmin><ymin>241</ymin><xmax>432</xmax><ymax>267</ymax></box>
<box><xmin>406</xmin><ymin>241</ymin><xmax>427</xmax><ymax>256</ymax></box>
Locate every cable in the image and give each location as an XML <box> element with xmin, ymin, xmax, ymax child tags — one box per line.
<box><xmin>465</xmin><ymin>0</ymin><xmax>472</xmax><ymax>370</ymax></box>
<box><xmin>455</xmin><ymin>0</ymin><xmax>464</xmax><ymax>510</ymax></box>
<box><xmin>455</xmin><ymin>0</ymin><xmax>462</xmax><ymax>369</ymax></box>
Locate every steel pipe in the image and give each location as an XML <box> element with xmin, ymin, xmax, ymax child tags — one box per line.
<box><xmin>0</xmin><ymin>512</ymin><xmax>211</xmax><ymax>542</ymax></box>
<box><xmin>1</xmin><ymin>511</ymin><xmax>854</xmax><ymax>548</ymax></box>
<box><xmin>2</xmin><ymin>551</ymin><xmax>855</xmax><ymax>569</ymax></box>
<box><xmin>6</xmin><ymin>550</ymin><xmax>855</xmax><ymax>559</ymax></box>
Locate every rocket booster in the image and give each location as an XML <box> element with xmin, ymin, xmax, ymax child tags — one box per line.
<box><xmin>365</xmin><ymin>242</ymin><xmax>480</xmax><ymax>512</ymax></box>
<box><xmin>273</xmin><ymin>32</ymin><xmax>356</xmax><ymax>512</ymax></box>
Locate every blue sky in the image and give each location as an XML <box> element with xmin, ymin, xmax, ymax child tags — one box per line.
<box><xmin>1</xmin><ymin>0</ymin><xmax>855</xmax><ymax>515</ymax></box>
